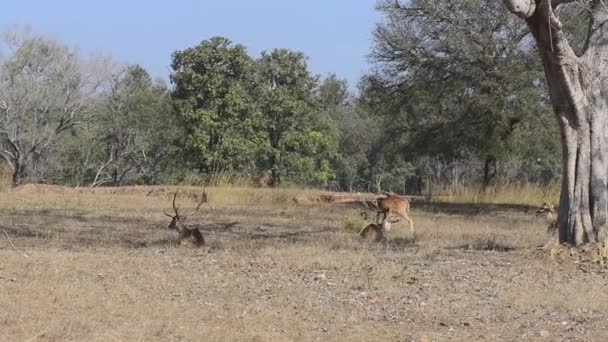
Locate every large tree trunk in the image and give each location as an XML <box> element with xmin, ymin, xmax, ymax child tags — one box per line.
<box><xmin>483</xmin><ymin>155</ymin><xmax>497</xmax><ymax>189</ymax></box>
<box><xmin>504</xmin><ymin>0</ymin><xmax>608</xmax><ymax>245</ymax></box>
<box><xmin>12</xmin><ymin>160</ymin><xmax>23</xmax><ymax>186</ymax></box>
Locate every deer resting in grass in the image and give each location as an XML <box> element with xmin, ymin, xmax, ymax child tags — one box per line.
<box><xmin>360</xmin><ymin>213</ymin><xmax>400</xmax><ymax>242</ymax></box>
<box><xmin>164</xmin><ymin>189</ymin><xmax>207</xmax><ymax>247</ymax></box>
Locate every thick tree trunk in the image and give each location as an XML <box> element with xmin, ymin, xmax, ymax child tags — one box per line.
<box><xmin>504</xmin><ymin>0</ymin><xmax>608</xmax><ymax>245</ymax></box>
<box><xmin>483</xmin><ymin>156</ymin><xmax>497</xmax><ymax>189</ymax></box>
<box><xmin>12</xmin><ymin>161</ymin><xmax>22</xmax><ymax>186</ymax></box>
<box><xmin>269</xmin><ymin>151</ymin><xmax>280</xmax><ymax>188</ymax></box>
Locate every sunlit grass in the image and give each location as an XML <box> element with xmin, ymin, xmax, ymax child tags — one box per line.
<box><xmin>428</xmin><ymin>182</ymin><xmax>560</xmax><ymax>206</ymax></box>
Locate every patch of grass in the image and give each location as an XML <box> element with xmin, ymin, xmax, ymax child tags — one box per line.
<box><xmin>3</xmin><ymin>185</ymin><xmax>608</xmax><ymax>341</ymax></box>
<box><xmin>459</xmin><ymin>234</ymin><xmax>516</xmax><ymax>252</ymax></box>
<box><xmin>0</xmin><ymin>162</ymin><xmax>12</xmax><ymax>193</ymax></box>
<box><xmin>430</xmin><ymin>182</ymin><xmax>560</xmax><ymax>206</ymax></box>
<box><xmin>341</xmin><ymin>211</ymin><xmax>366</xmax><ymax>233</ymax></box>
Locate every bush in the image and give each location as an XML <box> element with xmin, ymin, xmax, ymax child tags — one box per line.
<box><xmin>341</xmin><ymin>211</ymin><xmax>366</xmax><ymax>233</ymax></box>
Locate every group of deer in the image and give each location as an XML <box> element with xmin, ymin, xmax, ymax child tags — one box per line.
<box><xmin>162</xmin><ymin>189</ymin><xmax>558</xmax><ymax>247</ymax></box>
<box><xmin>162</xmin><ymin>188</ymin><xmax>416</xmax><ymax>247</ymax></box>
<box><xmin>359</xmin><ymin>192</ymin><xmax>415</xmax><ymax>242</ymax></box>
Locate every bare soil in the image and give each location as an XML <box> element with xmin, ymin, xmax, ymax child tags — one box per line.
<box><xmin>1</xmin><ymin>186</ymin><xmax>607</xmax><ymax>341</ymax></box>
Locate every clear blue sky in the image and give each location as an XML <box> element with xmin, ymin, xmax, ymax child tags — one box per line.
<box><xmin>0</xmin><ymin>0</ymin><xmax>380</xmax><ymax>88</ymax></box>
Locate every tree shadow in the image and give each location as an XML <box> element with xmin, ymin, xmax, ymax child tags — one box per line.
<box><xmin>203</xmin><ymin>221</ymin><xmax>333</xmax><ymax>242</ymax></box>
<box><xmin>452</xmin><ymin>239</ymin><xmax>517</xmax><ymax>252</ymax></box>
<box><xmin>389</xmin><ymin>236</ymin><xmax>417</xmax><ymax>247</ymax></box>
<box><xmin>0</xmin><ymin>224</ymin><xmax>39</xmax><ymax>238</ymax></box>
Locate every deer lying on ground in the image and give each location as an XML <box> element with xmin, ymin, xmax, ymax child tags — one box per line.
<box><xmin>359</xmin><ymin>212</ymin><xmax>400</xmax><ymax>242</ymax></box>
<box><xmin>164</xmin><ymin>189</ymin><xmax>207</xmax><ymax>247</ymax></box>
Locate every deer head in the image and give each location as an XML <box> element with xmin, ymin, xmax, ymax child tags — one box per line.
<box><xmin>536</xmin><ymin>202</ymin><xmax>556</xmax><ymax>217</ymax></box>
<box><xmin>164</xmin><ymin>187</ymin><xmax>207</xmax><ymax>230</ymax></box>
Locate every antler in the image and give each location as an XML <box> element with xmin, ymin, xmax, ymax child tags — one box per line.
<box><xmin>183</xmin><ymin>186</ymin><xmax>208</xmax><ymax>216</ymax></box>
<box><xmin>172</xmin><ymin>192</ymin><xmax>180</xmax><ymax>213</ymax></box>
<box><xmin>164</xmin><ymin>192</ymin><xmax>180</xmax><ymax>217</ymax></box>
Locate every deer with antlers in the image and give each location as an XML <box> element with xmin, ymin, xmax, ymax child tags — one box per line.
<box><xmin>164</xmin><ymin>189</ymin><xmax>207</xmax><ymax>247</ymax></box>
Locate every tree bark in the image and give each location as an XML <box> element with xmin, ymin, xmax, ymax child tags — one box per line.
<box><xmin>12</xmin><ymin>160</ymin><xmax>22</xmax><ymax>186</ymax></box>
<box><xmin>504</xmin><ymin>0</ymin><xmax>608</xmax><ymax>245</ymax></box>
<box><xmin>483</xmin><ymin>155</ymin><xmax>497</xmax><ymax>189</ymax></box>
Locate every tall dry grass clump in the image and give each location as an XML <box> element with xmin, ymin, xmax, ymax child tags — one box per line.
<box><xmin>0</xmin><ymin>163</ymin><xmax>12</xmax><ymax>192</ymax></box>
<box><xmin>429</xmin><ymin>182</ymin><xmax>560</xmax><ymax>206</ymax></box>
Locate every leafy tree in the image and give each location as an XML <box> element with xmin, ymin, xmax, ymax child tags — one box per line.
<box><xmin>255</xmin><ymin>49</ymin><xmax>337</xmax><ymax>186</ymax></box>
<box><xmin>372</xmin><ymin>0</ymin><xmax>552</xmax><ymax>187</ymax></box>
<box><xmin>170</xmin><ymin>37</ymin><xmax>261</xmax><ymax>174</ymax></box>
<box><xmin>318</xmin><ymin>73</ymin><xmax>350</xmax><ymax>109</ymax></box>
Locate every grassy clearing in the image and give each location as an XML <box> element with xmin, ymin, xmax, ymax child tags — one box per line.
<box><xmin>0</xmin><ymin>185</ymin><xmax>606</xmax><ymax>341</ymax></box>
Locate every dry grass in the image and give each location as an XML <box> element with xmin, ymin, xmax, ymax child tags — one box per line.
<box><xmin>1</xmin><ymin>185</ymin><xmax>607</xmax><ymax>341</ymax></box>
<box><xmin>429</xmin><ymin>182</ymin><xmax>560</xmax><ymax>206</ymax></box>
<box><xmin>0</xmin><ymin>163</ymin><xmax>12</xmax><ymax>193</ymax></box>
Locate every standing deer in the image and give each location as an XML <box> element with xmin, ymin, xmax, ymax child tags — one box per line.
<box><xmin>374</xmin><ymin>192</ymin><xmax>415</xmax><ymax>237</ymax></box>
<box><xmin>164</xmin><ymin>189</ymin><xmax>207</xmax><ymax>247</ymax></box>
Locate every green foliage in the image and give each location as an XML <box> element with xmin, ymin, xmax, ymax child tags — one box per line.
<box><xmin>358</xmin><ymin>0</ymin><xmax>561</xmax><ymax>191</ymax></box>
<box><xmin>0</xmin><ymin>25</ymin><xmax>563</xmax><ymax>192</ymax></box>
<box><xmin>341</xmin><ymin>211</ymin><xmax>366</xmax><ymax>233</ymax></box>
<box><xmin>51</xmin><ymin>65</ymin><xmax>180</xmax><ymax>186</ymax></box>
<box><xmin>318</xmin><ymin>74</ymin><xmax>349</xmax><ymax>108</ymax></box>
<box><xmin>169</xmin><ymin>40</ymin><xmax>338</xmax><ymax>186</ymax></box>
<box><xmin>171</xmin><ymin>37</ymin><xmax>262</xmax><ymax>173</ymax></box>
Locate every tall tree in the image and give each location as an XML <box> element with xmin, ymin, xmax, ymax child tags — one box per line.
<box><xmin>92</xmin><ymin>65</ymin><xmax>178</xmax><ymax>186</ymax></box>
<box><xmin>51</xmin><ymin>65</ymin><xmax>179</xmax><ymax>187</ymax></box>
<box><xmin>318</xmin><ymin>74</ymin><xmax>349</xmax><ymax>109</ymax></box>
<box><xmin>170</xmin><ymin>37</ymin><xmax>260</xmax><ymax>174</ymax></box>
<box><xmin>503</xmin><ymin>0</ymin><xmax>608</xmax><ymax>245</ymax></box>
<box><xmin>256</xmin><ymin>49</ymin><xmax>336</xmax><ymax>186</ymax></box>
<box><xmin>0</xmin><ymin>28</ymin><xmax>109</xmax><ymax>185</ymax></box>
<box><xmin>373</xmin><ymin>0</ymin><xmax>550</xmax><ymax>187</ymax></box>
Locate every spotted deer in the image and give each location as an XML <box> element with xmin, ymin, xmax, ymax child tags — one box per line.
<box><xmin>536</xmin><ymin>202</ymin><xmax>557</xmax><ymax>233</ymax></box>
<box><xmin>164</xmin><ymin>189</ymin><xmax>207</xmax><ymax>247</ymax></box>
<box><xmin>374</xmin><ymin>192</ymin><xmax>415</xmax><ymax>236</ymax></box>
<box><xmin>360</xmin><ymin>213</ymin><xmax>400</xmax><ymax>242</ymax></box>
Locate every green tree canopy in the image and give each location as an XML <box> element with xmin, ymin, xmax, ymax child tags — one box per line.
<box><xmin>170</xmin><ymin>37</ymin><xmax>261</xmax><ymax>174</ymax></box>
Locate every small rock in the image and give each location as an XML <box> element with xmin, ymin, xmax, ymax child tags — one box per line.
<box><xmin>540</xmin><ymin>330</ymin><xmax>550</xmax><ymax>338</ymax></box>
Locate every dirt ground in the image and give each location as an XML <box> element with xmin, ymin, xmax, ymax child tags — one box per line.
<box><xmin>1</xmin><ymin>186</ymin><xmax>607</xmax><ymax>342</ymax></box>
